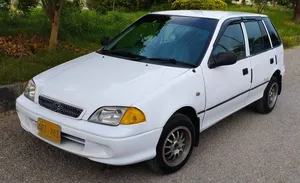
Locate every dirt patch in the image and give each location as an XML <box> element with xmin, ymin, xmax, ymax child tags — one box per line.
<box><xmin>0</xmin><ymin>83</ymin><xmax>24</xmax><ymax>112</ymax></box>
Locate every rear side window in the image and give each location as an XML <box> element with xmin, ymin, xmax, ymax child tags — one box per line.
<box><xmin>244</xmin><ymin>21</ymin><xmax>265</xmax><ymax>55</ymax></box>
<box><xmin>262</xmin><ymin>17</ymin><xmax>281</xmax><ymax>47</ymax></box>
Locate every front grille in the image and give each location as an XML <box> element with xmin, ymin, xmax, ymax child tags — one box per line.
<box><xmin>39</xmin><ymin>96</ymin><xmax>83</xmax><ymax>118</ymax></box>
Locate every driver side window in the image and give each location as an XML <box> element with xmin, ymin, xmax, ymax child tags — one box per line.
<box><xmin>213</xmin><ymin>23</ymin><xmax>246</xmax><ymax>61</ymax></box>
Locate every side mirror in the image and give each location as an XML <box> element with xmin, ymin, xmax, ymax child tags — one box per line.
<box><xmin>209</xmin><ymin>52</ymin><xmax>237</xmax><ymax>69</ymax></box>
<box><xmin>101</xmin><ymin>37</ymin><xmax>110</xmax><ymax>46</ymax></box>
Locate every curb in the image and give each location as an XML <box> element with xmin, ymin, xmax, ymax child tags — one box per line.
<box><xmin>0</xmin><ymin>82</ymin><xmax>27</xmax><ymax>113</ymax></box>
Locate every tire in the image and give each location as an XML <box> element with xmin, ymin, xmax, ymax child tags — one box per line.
<box><xmin>255</xmin><ymin>76</ymin><xmax>279</xmax><ymax>114</ymax></box>
<box><xmin>147</xmin><ymin>113</ymin><xmax>195</xmax><ymax>174</ymax></box>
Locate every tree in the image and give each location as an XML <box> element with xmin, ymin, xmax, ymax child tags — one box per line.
<box><xmin>86</xmin><ymin>0</ymin><xmax>154</xmax><ymax>13</ymax></box>
<box><xmin>241</xmin><ymin>0</ymin><xmax>246</xmax><ymax>7</ymax></box>
<box><xmin>294</xmin><ymin>0</ymin><xmax>300</xmax><ymax>21</ymax></box>
<box><xmin>41</xmin><ymin>0</ymin><xmax>66</xmax><ymax>49</ymax></box>
<box><xmin>255</xmin><ymin>0</ymin><xmax>266</xmax><ymax>13</ymax></box>
<box><xmin>18</xmin><ymin>0</ymin><xmax>39</xmax><ymax>14</ymax></box>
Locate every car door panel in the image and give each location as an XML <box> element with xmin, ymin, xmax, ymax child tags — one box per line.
<box><xmin>201</xmin><ymin>22</ymin><xmax>251</xmax><ymax>131</ymax></box>
<box><xmin>244</xmin><ymin>20</ymin><xmax>276</xmax><ymax>104</ymax></box>
<box><xmin>262</xmin><ymin>17</ymin><xmax>285</xmax><ymax>75</ymax></box>
<box><xmin>247</xmin><ymin>51</ymin><xmax>273</xmax><ymax>104</ymax></box>
<box><xmin>201</xmin><ymin>60</ymin><xmax>251</xmax><ymax>130</ymax></box>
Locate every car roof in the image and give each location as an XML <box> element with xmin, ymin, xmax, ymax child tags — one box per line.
<box><xmin>151</xmin><ymin>10</ymin><xmax>267</xmax><ymax>20</ymax></box>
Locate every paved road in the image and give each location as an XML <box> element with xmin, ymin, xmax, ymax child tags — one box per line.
<box><xmin>1</xmin><ymin>47</ymin><xmax>300</xmax><ymax>183</ymax></box>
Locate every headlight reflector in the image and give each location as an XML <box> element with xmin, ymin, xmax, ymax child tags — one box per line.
<box><xmin>88</xmin><ymin>107</ymin><xmax>146</xmax><ymax>126</ymax></box>
<box><xmin>88</xmin><ymin>107</ymin><xmax>127</xmax><ymax>126</ymax></box>
<box><xmin>24</xmin><ymin>79</ymin><xmax>36</xmax><ymax>101</ymax></box>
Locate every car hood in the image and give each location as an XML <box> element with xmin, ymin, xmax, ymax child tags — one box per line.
<box><xmin>34</xmin><ymin>52</ymin><xmax>189</xmax><ymax>118</ymax></box>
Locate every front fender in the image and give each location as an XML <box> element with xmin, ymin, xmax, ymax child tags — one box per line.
<box><xmin>133</xmin><ymin>68</ymin><xmax>206</xmax><ymax>131</ymax></box>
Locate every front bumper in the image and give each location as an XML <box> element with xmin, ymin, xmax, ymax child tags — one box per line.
<box><xmin>16</xmin><ymin>95</ymin><xmax>162</xmax><ymax>165</ymax></box>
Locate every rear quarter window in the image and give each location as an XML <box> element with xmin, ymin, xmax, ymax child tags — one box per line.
<box><xmin>262</xmin><ymin>17</ymin><xmax>282</xmax><ymax>47</ymax></box>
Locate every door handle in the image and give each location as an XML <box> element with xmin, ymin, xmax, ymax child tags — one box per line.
<box><xmin>242</xmin><ymin>68</ymin><xmax>248</xmax><ymax>76</ymax></box>
<box><xmin>270</xmin><ymin>58</ymin><xmax>274</xmax><ymax>64</ymax></box>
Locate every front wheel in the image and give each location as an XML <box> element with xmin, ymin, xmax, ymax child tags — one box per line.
<box><xmin>147</xmin><ymin>113</ymin><xmax>195</xmax><ymax>174</ymax></box>
<box><xmin>255</xmin><ymin>76</ymin><xmax>279</xmax><ymax>114</ymax></box>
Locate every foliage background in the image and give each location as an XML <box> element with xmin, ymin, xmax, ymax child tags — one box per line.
<box><xmin>0</xmin><ymin>0</ymin><xmax>300</xmax><ymax>85</ymax></box>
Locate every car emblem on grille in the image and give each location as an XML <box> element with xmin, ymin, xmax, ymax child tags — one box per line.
<box><xmin>53</xmin><ymin>102</ymin><xmax>62</xmax><ymax>112</ymax></box>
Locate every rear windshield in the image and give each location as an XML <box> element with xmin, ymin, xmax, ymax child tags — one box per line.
<box><xmin>102</xmin><ymin>14</ymin><xmax>218</xmax><ymax>66</ymax></box>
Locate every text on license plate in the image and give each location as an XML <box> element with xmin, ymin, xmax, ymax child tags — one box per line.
<box><xmin>37</xmin><ymin>118</ymin><xmax>61</xmax><ymax>144</ymax></box>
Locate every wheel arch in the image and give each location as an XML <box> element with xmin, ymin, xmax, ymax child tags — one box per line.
<box><xmin>272</xmin><ymin>70</ymin><xmax>282</xmax><ymax>95</ymax></box>
<box><xmin>173</xmin><ymin>106</ymin><xmax>200</xmax><ymax>147</ymax></box>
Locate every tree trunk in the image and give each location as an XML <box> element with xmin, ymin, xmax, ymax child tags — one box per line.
<box><xmin>294</xmin><ymin>0</ymin><xmax>300</xmax><ymax>21</ymax></box>
<box><xmin>49</xmin><ymin>11</ymin><xmax>60</xmax><ymax>50</ymax></box>
<box><xmin>10</xmin><ymin>0</ymin><xmax>14</xmax><ymax>9</ymax></box>
<box><xmin>272</xmin><ymin>0</ymin><xmax>275</xmax><ymax>7</ymax></box>
<box><xmin>113</xmin><ymin>0</ymin><xmax>115</xmax><ymax>11</ymax></box>
<box><xmin>241</xmin><ymin>0</ymin><xmax>246</xmax><ymax>7</ymax></box>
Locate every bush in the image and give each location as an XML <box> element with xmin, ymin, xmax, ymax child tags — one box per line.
<box><xmin>150</xmin><ymin>3</ymin><xmax>171</xmax><ymax>12</ymax></box>
<box><xmin>223</xmin><ymin>0</ymin><xmax>232</xmax><ymax>5</ymax></box>
<box><xmin>171</xmin><ymin>0</ymin><xmax>227</xmax><ymax>11</ymax></box>
<box><xmin>17</xmin><ymin>0</ymin><xmax>39</xmax><ymax>14</ymax></box>
<box><xmin>86</xmin><ymin>0</ymin><xmax>153</xmax><ymax>13</ymax></box>
<box><xmin>62</xmin><ymin>0</ymin><xmax>83</xmax><ymax>17</ymax></box>
<box><xmin>86</xmin><ymin>0</ymin><xmax>110</xmax><ymax>14</ymax></box>
<box><xmin>0</xmin><ymin>0</ymin><xmax>9</xmax><ymax>13</ymax></box>
<box><xmin>1</xmin><ymin>11</ymin><xmax>25</xmax><ymax>26</ymax></box>
<box><xmin>282</xmin><ymin>36</ymin><xmax>300</xmax><ymax>48</ymax></box>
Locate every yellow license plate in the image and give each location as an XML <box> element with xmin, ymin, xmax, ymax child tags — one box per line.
<box><xmin>37</xmin><ymin>118</ymin><xmax>61</xmax><ymax>144</ymax></box>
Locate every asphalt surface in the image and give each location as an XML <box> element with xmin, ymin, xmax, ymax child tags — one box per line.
<box><xmin>1</xmin><ymin>47</ymin><xmax>300</xmax><ymax>183</ymax></box>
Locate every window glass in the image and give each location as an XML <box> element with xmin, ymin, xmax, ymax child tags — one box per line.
<box><xmin>244</xmin><ymin>21</ymin><xmax>265</xmax><ymax>55</ymax></box>
<box><xmin>212</xmin><ymin>23</ymin><xmax>245</xmax><ymax>60</ymax></box>
<box><xmin>258</xmin><ymin>21</ymin><xmax>271</xmax><ymax>50</ymax></box>
<box><xmin>103</xmin><ymin>15</ymin><xmax>218</xmax><ymax>66</ymax></box>
<box><xmin>262</xmin><ymin>17</ymin><xmax>281</xmax><ymax>47</ymax></box>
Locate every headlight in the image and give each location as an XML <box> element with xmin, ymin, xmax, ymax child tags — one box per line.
<box><xmin>88</xmin><ymin>107</ymin><xmax>146</xmax><ymax>126</ymax></box>
<box><xmin>24</xmin><ymin>79</ymin><xmax>36</xmax><ymax>101</ymax></box>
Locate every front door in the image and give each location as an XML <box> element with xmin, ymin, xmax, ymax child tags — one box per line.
<box><xmin>201</xmin><ymin>21</ymin><xmax>251</xmax><ymax>131</ymax></box>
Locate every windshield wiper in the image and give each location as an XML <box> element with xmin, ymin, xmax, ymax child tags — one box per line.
<box><xmin>147</xmin><ymin>57</ymin><xmax>177</xmax><ymax>64</ymax></box>
<box><xmin>100</xmin><ymin>50</ymin><xmax>196</xmax><ymax>68</ymax></box>
<box><xmin>100</xmin><ymin>49</ymin><xmax>146</xmax><ymax>60</ymax></box>
<box><xmin>143</xmin><ymin>57</ymin><xmax>196</xmax><ymax>68</ymax></box>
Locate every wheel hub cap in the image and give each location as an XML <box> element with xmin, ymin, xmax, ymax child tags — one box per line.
<box><xmin>163</xmin><ymin>126</ymin><xmax>192</xmax><ymax>167</ymax></box>
<box><xmin>268</xmin><ymin>83</ymin><xmax>278</xmax><ymax>108</ymax></box>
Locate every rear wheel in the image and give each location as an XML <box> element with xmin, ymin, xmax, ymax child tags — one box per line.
<box><xmin>147</xmin><ymin>113</ymin><xmax>195</xmax><ymax>174</ymax></box>
<box><xmin>255</xmin><ymin>76</ymin><xmax>279</xmax><ymax>114</ymax></box>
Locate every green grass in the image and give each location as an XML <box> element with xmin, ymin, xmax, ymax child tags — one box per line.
<box><xmin>228</xmin><ymin>5</ymin><xmax>300</xmax><ymax>38</ymax></box>
<box><xmin>0</xmin><ymin>5</ymin><xmax>300</xmax><ymax>85</ymax></box>
<box><xmin>0</xmin><ymin>50</ymin><xmax>84</xmax><ymax>85</ymax></box>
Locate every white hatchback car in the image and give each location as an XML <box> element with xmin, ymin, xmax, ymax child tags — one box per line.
<box><xmin>16</xmin><ymin>10</ymin><xmax>284</xmax><ymax>174</ymax></box>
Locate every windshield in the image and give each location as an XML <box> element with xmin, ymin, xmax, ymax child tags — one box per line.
<box><xmin>101</xmin><ymin>14</ymin><xmax>218</xmax><ymax>67</ymax></box>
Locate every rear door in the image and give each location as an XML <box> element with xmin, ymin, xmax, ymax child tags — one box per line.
<box><xmin>262</xmin><ymin>17</ymin><xmax>285</xmax><ymax>75</ymax></box>
<box><xmin>244</xmin><ymin>19</ymin><xmax>275</xmax><ymax>104</ymax></box>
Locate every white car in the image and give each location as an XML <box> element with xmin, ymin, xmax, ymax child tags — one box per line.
<box><xmin>16</xmin><ymin>10</ymin><xmax>284</xmax><ymax>174</ymax></box>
